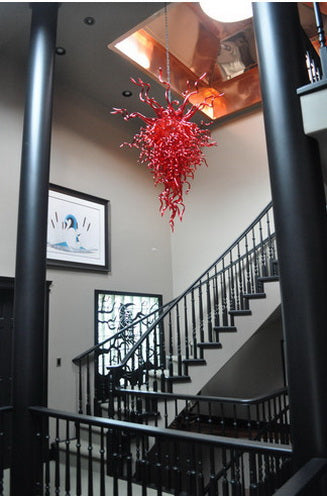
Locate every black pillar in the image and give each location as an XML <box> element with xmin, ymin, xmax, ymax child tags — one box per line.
<box><xmin>11</xmin><ymin>4</ymin><xmax>58</xmax><ymax>495</ymax></box>
<box><xmin>253</xmin><ymin>3</ymin><xmax>327</xmax><ymax>469</ymax></box>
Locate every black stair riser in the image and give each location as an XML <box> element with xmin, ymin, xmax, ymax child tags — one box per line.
<box><xmin>213</xmin><ymin>326</ymin><xmax>237</xmax><ymax>332</ymax></box>
<box><xmin>197</xmin><ymin>342</ymin><xmax>222</xmax><ymax>349</ymax></box>
<box><xmin>229</xmin><ymin>310</ymin><xmax>252</xmax><ymax>316</ymax></box>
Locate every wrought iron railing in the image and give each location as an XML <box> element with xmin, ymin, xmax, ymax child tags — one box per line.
<box><xmin>300</xmin><ymin>3</ymin><xmax>327</xmax><ymax>87</ymax></box>
<box><xmin>108</xmin><ymin>387</ymin><xmax>290</xmax><ymax>444</ymax></box>
<box><xmin>73</xmin><ymin>301</ymin><xmax>174</xmax><ymax>414</ymax></box>
<box><xmin>73</xmin><ymin>201</ymin><xmax>278</xmax><ymax>414</ymax></box>
<box><xmin>30</xmin><ymin>406</ymin><xmax>292</xmax><ymax>496</ymax></box>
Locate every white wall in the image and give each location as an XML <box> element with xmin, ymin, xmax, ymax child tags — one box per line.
<box><xmin>0</xmin><ymin>52</ymin><xmax>173</xmax><ymax>412</ymax></box>
<box><xmin>170</xmin><ymin>110</ymin><xmax>272</xmax><ymax>295</ymax></box>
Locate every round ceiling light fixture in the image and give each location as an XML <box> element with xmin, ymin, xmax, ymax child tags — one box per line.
<box><xmin>84</xmin><ymin>16</ymin><xmax>95</xmax><ymax>26</ymax></box>
<box><xmin>199</xmin><ymin>0</ymin><xmax>253</xmax><ymax>23</ymax></box>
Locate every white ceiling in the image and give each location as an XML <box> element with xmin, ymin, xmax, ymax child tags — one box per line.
<box><xmin>0</xmin><ymin>2</ymin><xmax>177</xmax><ymax>134</ymax></box>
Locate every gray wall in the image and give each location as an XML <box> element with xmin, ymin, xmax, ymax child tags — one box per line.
<box><xmin>201</xmin><ymin>307</ymin><xmax>284</xmax><ymax>399</ymax></box>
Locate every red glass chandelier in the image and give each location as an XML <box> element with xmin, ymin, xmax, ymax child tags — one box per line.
<box><xmin>112</xmin><ymin>70</ymin><xmax>218</xmax><ymax>230</ymax></box>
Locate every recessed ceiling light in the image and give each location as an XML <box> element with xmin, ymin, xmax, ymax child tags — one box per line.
<box><xmin>84</xmin><ymin>17</ymin><xmax>95</xmax><ymax>26</ymax></box>
<box><xmin>56</xmin><ymin>47</ymin><xmax>66</xmax><ymax>55</ymax></box>
<box><xmin>122</xmin><ymin>90</ymin><xmax>133</xmax><ymax>97</ymax></box>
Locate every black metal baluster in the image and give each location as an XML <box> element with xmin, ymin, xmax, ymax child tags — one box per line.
<box><xmin>252</xmin><ymin>228</ymin><xmax>260</xmax><ymax>292</ymax></box>
<box><xmin>234</xmin><ymin>449</ymin><xmax>242</xmax><ymax>496</ymax></box>
<box><xmin>153</xmin><ymin>323</ymin><xmax>159</xmax><ymax>392</ymax></box>
<box><xmin>196</xmin><ymin>402</ymin><xmax>201</xmax><ymax>433</ymax></box>
<box><xmin>55</xmin><ymin>418</ymin><xmax>60</xmax><ymax>496</ymax></box>
<box><xmin>233</xmin><ymin>404</ymin><xmax>238</xmax><ymax>438</ymax></box>
<box><xmin>208</xmin><ymin>446</ymin><xmax>216</xmax><ymax>496</ymax></box>
<box><xmin>184</xmin><ymin>296</ymin><xmax>190</xmax><ymax>362</ymax></box>
<box><xmin>144</xmin><ymin>335</ymin><xmax>150</xmax><ymax>391</ymax></box>
<box><xmin>197</xmin><ymin>444</ymin><xmax>205</xmax><ymax>496</ymax></box>
<box><xmin>86</xmin><ymin>355</ymin><xmax>91</xmax><ymax>416</ymax></box>
<box><xmin>141</xmin><ymin>434</ymin><xmax>148</xmax><ymax>496</ymax></box>
<box><xmin>213</xmin><ymin>265</ymin><xmax>220</xmax><ymax>328</ymax></box>
<box><xmin>227</xmin><ymin>258</ymin><xmax>234</xmax><ymax>313</ymax></box>
<box><xmin>44</xmin><ymin>427</ymin><xmax>50</xmax><ymax>496</ymax></box>
<box><xmin>206</xmin><ymin>274</ymin><xmax>213</xmax><ymax>342</ymax></box>
<box><xmin>191</xmin><ymin>289</ymin><xmax>198</xmax><ymax>360</ymax></box>
<box><xmin>198</xmin><ymin>284</ymin><xmax>205</xmax><ymax>354</ymax></box>
<box><xmin>222</xmin><ymin>447</ymin><xmax>229</xmax><ymax>496</ymax></box>
<box><xmin>237</xmin><ymin>244</ymin><xmax>244</xmax><ymax>310</ymax></box>
<box><xmin>126</xmin><ymin>443</ymin><xmax>133</xmax><ymax>496</ymax></box>
<box><xmin>208</xmin><ymin>401</ymin><xmax>213</xmax><ymax>435</ymax></box>
<box><xmin>246</xmin><ymin>405</ymin><xmax>252</xmax><ymax>440</ymax></box>
<box><xmin>164</xmin><ymin>398</ymin><xmax>168</xmax><ymax>428</ymax></box>
<box><xmin>87</xmin><ymin>425</ymin><xmax>93</xmax><ymax>496</ymax></box>
<box><xmin>266</xmin><ymin>211</ymin><xmax>274</xmax><ymax>276</ymax></box>
<box><xmin>221</xmin><ymin>260</ymin><xmax>229</xmax><ymax>326</ymax></box>
<box><xmin>176</xmin><ymin>304</ymin><xmax>182</xmax><ymax>377</ymax></box>
<box><xmin>245</xmin><ymin>235</ymin><xmax>252</xmax><ymax>294</ymax></box>
<box><xmin>168</xmin><ymin>311</ymin><xmax>174</xmax><ymax>385</ymax></box>
<box><xmin>174</xmin><ymin>442</ymin><xmax>182</xmax><ymax>495</ymax></box>
<box><xmin>99</xmin><ymin>427</ymin><xmax>105</xmax><ymax>496</ymax></box>
<box><xmin>78</xmin><ymin>362</ymin><xmax>83</xmax><ymax>414</ymax></box>
<box><xmin>259</xmin><ymin>220</ymin><xmax>267</xmax><ymax>278</ymax></box>
<box><xmin>65</xmin><ymin>420</ymin><xmax>71</xmax><ymax>496</ymax></box>
<box><xmin>220</xmin><ymin>403</ymin><xmax>226</xmax><ymax>436</ymax></box>
<box><xmin>76</xmin><ymin>422</ymin><xmax>82</xmax><ymax>496</ymax></box>
<box><xmin>249</xmin><ymin>452</ymin><xmax>257</xmax><ymax>496</ymax></box>
<box><xmin>230</xmin><ymin>448</ymin><xmax>236</xmax><ymax>495</ymax></box>
<box><xmin>155</xmin><ymin>438</ymin><xmax>162</xmax><ymax>496</ymax></box>
<box><xmin>158</xmin><ymin>319</ymin><xmax>166</xmax><ymax>392</ymax></box>
<box><xmin>186</xmin><ymin>443</ymin><xmax>195</xmax><ymax>496</ymax></box>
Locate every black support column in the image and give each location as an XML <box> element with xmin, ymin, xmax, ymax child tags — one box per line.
<box><xmin>253</xmin><ymin>3</ymin><xmax>327</xmax><ymax>470</ymax></box>
<box><xmin>11</xmin><ymin>4</ymin><xmax>58</xmax><ymax>495</ymax></box>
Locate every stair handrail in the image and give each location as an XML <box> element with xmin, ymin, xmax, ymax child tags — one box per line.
<box><xmin>105</xmin><ymin>200</ymin><xmax>275</xmax><ymax>374</ymax></box>
<box><xmin>29</xmin><ymin>405</ymin><xmax>291</xmax><ymax>455</ymax></box>
<box><xmin>73</xmin><ymin>200</ymin><xmax>273</xmax><ymax>368</ymax></box>
<box><xmin>72</xmin><ymin>299</ymin><xmax>175</xmax><ymax>364</ymax></box>
<box><xmin>116</xmin><ymin>385</ymin><xmax>288</xmax><ymax>406</ymax></box>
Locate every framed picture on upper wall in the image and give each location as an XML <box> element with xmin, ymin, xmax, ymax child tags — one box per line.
<box><xmin>47</xmin><ymin>184</ymin><xmax>109</xmax><ymax>272</ymax></box>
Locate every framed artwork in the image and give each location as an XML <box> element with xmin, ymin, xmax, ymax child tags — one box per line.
<box><xmin>95</xmin><ymin>290</ymin><xmax>163</xmax><ymax>346</ymax></box>
<box><xmin>47</xmin><ymin>184</ymin><xmax>109</xmax><ymax>272</ymax></box>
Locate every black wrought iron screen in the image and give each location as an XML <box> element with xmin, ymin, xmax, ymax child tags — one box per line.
<box><xmin>30</xmin><ymin>406</ymin><xmax>292</xmax><ymax>496</ymax></box>
<box><xmin>73</xmin><ymin>201</ymin><xmax>278</xmax><ymax>414</ymax></box>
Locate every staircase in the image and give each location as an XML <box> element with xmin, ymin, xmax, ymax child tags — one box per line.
<box><xmin>73</xmin><ymin>201</ymin><xmax>280</xmax><ymax>417</ymax></box>
<box><xmin>63</xmin><ymin>202</ymin><xmax>291</xmax><ymax>494</ymax></box>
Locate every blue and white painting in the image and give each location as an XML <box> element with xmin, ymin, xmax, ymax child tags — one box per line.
<box><xmin>47</xmin><ymin>189</ymin><xmax>105</xmax><ymax>266</ymax></box>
